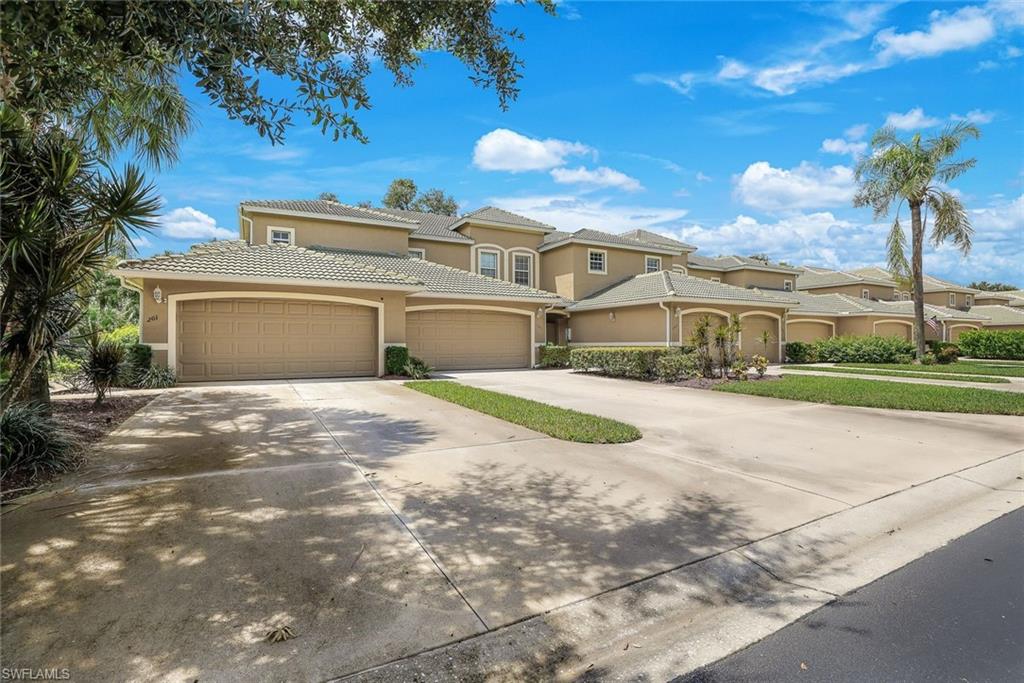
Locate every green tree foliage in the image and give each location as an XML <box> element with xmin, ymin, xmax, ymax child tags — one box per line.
<box><xmin>413</xmin><ymin>188</ymin><xmax>459</xmax><ymax>216</ymax></box>
<box><xmin>2</xmin><ymin>0</ymin><xmax>554</xmax><ymax>153</ymax></box>
<box><xmin>318</xmin><ymin>191</ymin><xmax>340</xmax><ymax>202</ymax></box>
<box><xmin>968</xmin><ymin>281</ymin><xmax>1018</xmax><ymax>292</ymax></box>
<box><xmin>854</xmin><ymin>123</ymin><xmax>980</xmax><ymax>359</ymax></box>
<box><xmin>383</xmin><ymin>178</ymin><xmax>419</xmax><ymax>210</ymax></box>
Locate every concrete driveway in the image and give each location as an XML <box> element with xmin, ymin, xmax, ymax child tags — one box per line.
<box><xmin>3</xmin><ymin>372</ymin><xmax>1022</xmax><ymax>681</ymax></box>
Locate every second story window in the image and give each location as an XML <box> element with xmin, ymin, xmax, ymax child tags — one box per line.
<box><xmin>513</xmin><ymin>253</ymin><xmax>532</xmax><ymax>286</ymax></box>
<box><xmin>644</xmin><ymin>256</ymin><xmax>662</xmax><ymax>273</ymax></box>
<box><xmin>588</xmin><ymin>249</ymin><xmax>607</xmax><ymax>274</ymax></box>
<box><xmin>269</xmin><ymin>227</ymin><xmax>294</xmax><ymax>246</ymax></box>
<box><xmin>861</xmin><ymin>288</ymin><xmax>870</xmax><ymax>299</ymax></box>
<box><xmin>408</xmin><ymin>248</ymin><xmax>425</xmax><ymax>259</ymax></box>
<box><xmin>478</xmin><ymin>250</ymin><xmax>499</xmax><ymax>279</ymax></box>
<box><xmin>783</xmin><ymin>280</ymin><xmax>793</xmax><ymax>291</ymax></box>
<box><xmin>949</xmin><ymin>292</ymin><xmax>956</xmax><ymax>307</ymax></box>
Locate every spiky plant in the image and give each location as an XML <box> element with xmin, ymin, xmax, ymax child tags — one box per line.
<box><xmin>854</xmin><ymin>122</ymin><xmax>980</xmax><ymax>359</ymax></box>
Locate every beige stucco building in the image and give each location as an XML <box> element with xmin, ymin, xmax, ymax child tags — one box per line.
<box><xmin>116</xmin><ymin>198</ymin><xmax>1001</xmax><ymax>382</ymax></box>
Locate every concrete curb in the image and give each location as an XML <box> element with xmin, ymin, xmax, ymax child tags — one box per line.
<box><xmin>336</xmin><ymin>452</ymin><xmax>1023</xmax><ymax>682</ymax></box>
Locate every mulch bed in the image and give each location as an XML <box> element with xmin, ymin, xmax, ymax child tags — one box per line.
<box><xmin>670</xmin><ymin>375</ymin><xmax>781</xmax><ymax>389</ymax></box>
<box><xmin>2</xmin><ymin>393</ymin><xmax>157</xmax><ymax>499</ymax></box>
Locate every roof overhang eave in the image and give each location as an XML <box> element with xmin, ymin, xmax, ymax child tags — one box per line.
<box><xmin>110</xmin><ymin>269</ymin><xmax>425</xmax><ymax>292</ymax></box>
<box><xmin>539</xmin><ymin>238</ymin><xmax>684</xmax><ymax>256</ymax></box>
<box><xmin>239</xmin><ymin>204</ymin><xmax>420</xmax><ymax>231</ymax></box>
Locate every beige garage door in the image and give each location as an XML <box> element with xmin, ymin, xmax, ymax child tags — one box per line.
<box><xmin>874</xmin><ymin>322</ymin><xmax>912</xmax><ymax>340</ymax></box>
<box><xmin>407</xmin><ymin>309</ymin><xmax>530</xmax><ymax>370</ymax></box>
<box><xmin>739</xmin><ymin>315</ymin><xmax>780</xmax><ymax>362</ymax></box>
<box><xmin>177</xmin><ymin>298</ymin><xmax>377</xmax><ymax>382</ymax></box>
<box><xmin>787</xmin><ymin>320</ymin><xmax>833</xmax><ymax>344</ymax></box>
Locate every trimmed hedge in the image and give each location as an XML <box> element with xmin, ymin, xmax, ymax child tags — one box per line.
<box><xmin>957</xmin><ymin>329</ymin><xmax>1024</xmax><ymax>360</ymax></box>
<box><xmin>538</xmin><ymin>345</ymin><xmax>571</xmax><ymax>368</ymax></box>
<box><xmin>784</xmin><ymin>341</ymin><xmax>817</xmax><ymax>364</ymax></box>
<box><xmin>812</xmin><ymin>335</ymin><xmax>915</xmax><ymax>363</ymax></box>
<box><xmin>570</xmin><ymin>346</ymin><xmax>680</xmax><ymax>380</ymax></box>
<box><xmin>655</xmin><ymin>352</ymin><xmax>700</xmax><ymax>382</ymax></box>
<box><xmin>385</xmin><ymin>345</ymin><xmax>411</xmax><ymax>375</ymax></box>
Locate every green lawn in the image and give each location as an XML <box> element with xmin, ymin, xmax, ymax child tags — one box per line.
<box><xmin>713</xmin><ymin>375</ymin><xmax>1024</xmax><ymax>415</ymax></box>
<box><xmin>836</xmin><ymin>362</ymin><xmax>1024</xmax><ymax>378</ymax></box>
<box><xmin>783</xmin><ymin>365</ymin><xmax>1010</xmax><ymax>383</ymax></box>
<box><xmin>405</xmin><ymin>380</ymin><xmax>642</xmax><ymax>443</ymax></box>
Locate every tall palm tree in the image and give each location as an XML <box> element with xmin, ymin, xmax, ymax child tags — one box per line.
<box><xmin>854</xmin><ymin>122</ymin><xmax>980</xmax><ymax>359</ymax></box>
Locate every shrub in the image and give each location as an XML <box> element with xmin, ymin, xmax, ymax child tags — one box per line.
<box><xmin>920</xmin><ymin>352</ymin><xmax>936</xmax><ymax>365</ymax></box>
<box><xmin>894</xmin><ymin>353</ymin><xmax>914</xmax><ymax>364</ymax></box>
<box><xmin>785</xmin><ymin>341</ymin><xmax>817</xmax><ymax>364</ymax></box>
<box><xmin>957</xmin><ymin>329</ymin><xmax>1024</xmax><ymax>360</ymax></box>
<box><xmin>935</xmin><ymin>345</ymin><xmax>960</xmax><ymax>365</ymax></box>
<box><xmin>385</xmin><ymin>345</ymin><xmax>410</xmax><ymax>375</ymax></box>
<box><xmin>655</xmin><ymin>352</ymin><xmax>700</xmax><ymax>382</ymax></box>
<box><xmin>731</xmin><ymin>355</ymin><xmax>750</xmax><ymax>380</ymax></box>
<box><xmin>538</xmin><ymin>345</ymin><xmax>571</xmax><ymax>368</ymax></box>
<box><xmin>121</xmin><ymin>343</ymin><xmax>154</xmax><ymax>386</ymax></box>
<box><xmin>751</xmin><ymin>354</ymin><xmax>769</xmax><ymax>378</ymax></box>
<box><xmin>84</xmin><ymin>338</ymin><xmax>126</xmax><ymax>405</ymax></box>
<box><xmin>1</xmin><ymin>402</ymin><xmax>76</xmax><ymax>481</ymax></box>
<box><xmin>812</xmin><ymin>335</ymin><xmax>915</xmax><ymax>363</ymax></box>
<box><xmin>102</xmin><ymin>324</ymin><xmax>140</xmax><ymax>347</ymax></box>
<box><xmin>135</xmin><ymin>365</ymin><xmax>176</xmax><ymax>389</ymax></box>
<box><xmin>402</xmin><ymin>356</ymin><xmax>434</xmax><ymax>379</ymax></box>
<box><xmin>570</xmin><ymin>347</ymin><xmax>679</xmax><ymax>380</ymax></box>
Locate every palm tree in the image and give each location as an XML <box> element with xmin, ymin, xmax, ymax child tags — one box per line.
<box><xmin>854</xmin><ymin>122</ymin><xmax>980</xmax><ymax>359</ymax></box>
<box><xmin>1</xmin><ymin>106</ymin><xmax>159</xmax><ymax>407</ymax></box>
<box><xmin>758</xmin><ymin>329</ymin><xmax>773</xmax><ymax>358</ymax></box>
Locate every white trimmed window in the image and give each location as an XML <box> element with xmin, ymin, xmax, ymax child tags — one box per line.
<box><xmin>408</xmin><ymin>248</ymin><xmax>426</xmax><ymax>259</ymax></box>
<box><xmin>644</xmin><ymin>255</ymin><xmax>662</xmax><ymax>273</ymax></box>
<box><xmin>711</xmin><ymin>277</ymin><xmax>721</xmax><ymax>283</ymax></box>
<box><xmin>588</xmin><ymin>249</ymin><xmax>607</xmax><ymax>274</ymax></box>
<box><xmin>478</xmin><ymin>250</ymin><xmax>499</xmax><ymax>278</ymax></box>
<box><xmin>949</xmin><ymin>293</ymin><xmax>956</xmax><ymax>307</ymax></box>
<box><xmin>861</xmin><ymin>288</ymin><xmax>870</xmax><ymax>299</ymax></box>
<box><xmin>966</xmin><ymin>294</ymin><xmax>973</xmax><ymax>307</ymax></box>
<box><xmin>512</xmin><ymin>253</ymin><xmax>533</xmax><ymax>286</ymax></box>
<box><xmin>268</xmin><ymin>227</ymin><xmax>295</xmax><ymax>246</ymax></box>
<box><xmin>783</xmin><ymin>280</ymin><xmax>793</xmax><ymax>291</ymax></box>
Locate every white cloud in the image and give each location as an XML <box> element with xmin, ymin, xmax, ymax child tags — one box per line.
<box><xmin>633</xmin><ymin>72</ymin><xmax>696</xmax><ymax>96</ymax></box>
<box><xmin>1004</xmin><ymin>45</ymin><xmax>1023</xmax><ymax>58</ymax></box>
<box><xmin>950</xmin><ymin>108</ymin><xmax>996</xmax><ymax>124</ymax></box>
<box><xmin>751</xmin><ymin>60</ymin><xmax>866</xmax><ymax>96</ymax></box>
<box><xmin>876</xmin><ymin>6</ymin><xmax>995</xmax><ymax>62</ymax></box>
<box><xmin>696</xmin><ymin>171</ymin><xmax>713</xmax><ymax>183</ymax></box>
<box><xmin>487</xmin><ymin>194</ymin><xmax>687</xmax><ymax>233</ymax></box>
<box><xmin>159</xmin><ymin>207</ymin><xmax>235</xmax><ymax>240</ymax></box>
<box><xmin>472</xmin><ymin>129</ymin><xmax>592</xmax><ymax>172</ymax></box>
<box><xmin>874</xmin><ymin>6</ymin><xmax>996</xmax><ymax>62</ymax></box>
<box><xmin>821</xmin><ymin>138</ymin><xmax>868</xmax><ymax>157</ymax></box>
<box><xmin>240</xmin><ymin>144</ymin><xmax>308</xmax><ymax>162</ymax></box>
<box><xmin>844</xmin><ymin>123</ymin><xmax>870</xmax><ymax>140</ymax></box>
<box><xmin>884</xmin><ymin>107</ymin><xmax>941</xmax><ymax>130</ymax></box>
<box><xmin>974</xmin><ymin>59</ymin><xmax>1000</xmax><ymax>71</ymax></box>
<box><xmin>550</xmin><ymin>165</ymin><xmax>643</xmax><ymax>192</ymax></box>
<box><xmin>716</xmin><ymin>58</ymin><xmax>751</xmax><ymax>80</ymax></box>
<box><xmin>673</xmin><ymin>187</ymin><xmax>691</xmax><ymax>198</ymax></box>
<box><xmin>733</xmin><ymin>161</ymin><xmax>856</xmax><ymax>211</ymax></box>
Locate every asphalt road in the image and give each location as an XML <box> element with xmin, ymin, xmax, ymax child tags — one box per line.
<box><xmin>676</xmin><ymin>506</ymin><xmax>1024</xmax><ymax>683</ymax></box>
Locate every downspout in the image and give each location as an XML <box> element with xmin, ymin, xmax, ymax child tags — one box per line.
<box><xmin>941</xmin><ymin>320</ymin><xmax>947</xmax><ymax>342</ymax></box>
<box><xmin>658</xmin><ymin>302</ymin><xmax>672</xmax><ymax>347</ymax></box>
<box><xmin>239</xmin><ymin>207</ymin><xmax>254</xmax><ymax>245</ymax></box>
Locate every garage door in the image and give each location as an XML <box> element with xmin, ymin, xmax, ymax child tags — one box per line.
<box><xmin>787</xmin><ymin>320</ymin><xmax>833</xmax><ymax>344</ymax></box>
<box><xmin>739</xmin><ymin>315</ymin><xmax>780</xmax><ymax>362</ymax></box>
<box><xmin>874</xmin><ymin>322</ymin><xmax>912</xmax><ymax>340</ymax></box>
<box><xmin>176</xmin><ymin>298</ymin><xmax>377</xmax><ymax>381</ymax></box>
<box><xmin>407</xmin><ymin>309</ymin><xmax>530</xmax><ymax>370</ymax></box>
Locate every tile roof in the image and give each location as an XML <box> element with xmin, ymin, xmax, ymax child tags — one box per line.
<box><xmin>459</xmin><ymin>206</ymin><xmax>556</xmax><ymax>232</ymax></box>
<box><xmin>688</xmin><ymin>254</ymin><xmax>800</xmax><ymax>273</ymax></box>
<box><xmin>969</xmin><ymin>305</ymin><xmax>1024</xmax><ymax>325</ymax></box>
<box><xmin>540</xmin><ymin>228</ymin><xmax>687</xmax><ymax>254</ymax></box>
<box><xmin>618</xmin><ymin>229</ymin><xmax>697</xmax><ymax>251</ymax></box>
<box><xmin>775</xmin><ymin>290</ymin><xmax>864</xmax><ymax>315</ymax></box>
<box><xmin>919</xmin><ymin>274</ymin><xmax>980</xmax><ymax>294</ymax></box>
<box><xmin>241</xmin><ymin>199</ymin><xmax>419</xmax><ymax>225</ymax></box>
<box><xmin>1003</xmin><ymin>290</ymin><xmax>1024</xmax><ymax>307</ymax></box>
<box><xmin>313</xmin><ymin>247</ymin><xmax>563</xmax><ymax>301</ymax></box>
<box><xmin>115</xmin><ymin>241</ymin><xmax>422</xmax><ymax>287</ymax></box>
<box><xmin>833</xmin><ymin>296</ymin><xmax>990</xmax><ymax>320</ymax></box>
<box><xmin>796</xmin><ymin>265</ymin><xmax>897</xmax><ymax>289</ymax></box>
<box><xmin>371</xmin><ymin>207</ymin><xmax>473</xmax><ymax>242</ymax></box>
<box><xmin>568</xmin><ymin>271</ymin><xmax>798</xmax><ymax>310</ymax></box>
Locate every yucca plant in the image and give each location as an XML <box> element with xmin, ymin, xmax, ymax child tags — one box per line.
<box><xmin>854</xmin><ymin>122</ymin><xmax>980</xmax><ymax>359</ymax></box>
<box><xmin>83</xmin><ymin>331</ymin><xmax>126</xmax><ymax>406</ymax></box>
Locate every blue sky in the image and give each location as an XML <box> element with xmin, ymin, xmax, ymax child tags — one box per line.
<box><xmin>144</xmin><ymin>1</ymin><xmax>1022</xmax><ymax>284</ymax></box>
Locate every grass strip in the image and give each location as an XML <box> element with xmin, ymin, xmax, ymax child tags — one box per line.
<box><xmin>713</xmin><ymin>375</ymin><xmax>1024</xmax><ymax>415</ymax></box>
<box><xmin>405</xmin><ymin>380</ymin><xmax>642</xmax><ymax>443</ymax></box>
<box><xmin>783</xmin><ymin>365</ymin><xmax>1010</xmax><ymax>383</ymax></box>
<box><xmin>835</xmin><ymin>362</ymin><xmax>1024</xmax><ymax>378</ymax></box>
